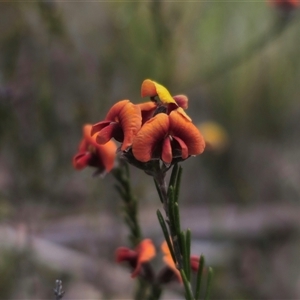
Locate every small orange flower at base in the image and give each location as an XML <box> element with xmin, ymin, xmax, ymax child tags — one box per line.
<box><xmin>73</xmin><ymin>124</ymin><xmax>117</xmax><ymax>175</ymax></box>
<box><xmin>115</xmin><ymin>239</ymin><xmax>156</xmax><ymax>278</ymax></box>
<box><xmin>91</xmin><ymin>100</ymin><xmax>142</xmax><ymax>151</ymax></box>
<box><xmin>159</xmin><ymin>241</ymin><xmax>201</xmax><ymax>284</ymax></box>
<box><xmin>160</xmin><ymin>240</ymin><xmax>182</xmax><ymax>283</ymax></box>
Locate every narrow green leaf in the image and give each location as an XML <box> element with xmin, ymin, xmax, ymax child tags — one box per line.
<box><xmin>174</xmin><ymin>165</ymin><xmax>182</xmax><ymax>203</ymax></box>
<box><xmin>156</xmin><ymin>209</ymin><xmax>176</xmax><ymax>263</ymax></box>
<box><xmin>179</xmin><ymin>231</ymin><xmax>190</xmax><ymax>281</ymax></box>
<box><xmin>186</xmin><ymin>229</ymin><xmax>191</xmax><ymax>281</ymax></box>
<box><xmin>204</xmin><ymin>267</ymin><xmax>214</xmax><ymax>300</ymax></box>
<box><xmin>173</xmin><ymin>202</ymin><xmax>181</xmax><ymax>236</ymax></box>
<box><xmin>167</xmin><ymin>186</ymin><xmax>175</xmax><ymax>225</ymax></box>
<box><xmin>168</xmin><ymin>163</ymin><xmax>179</xmax><ymax>192</ymax></box>
<box><xmin>179</xmin><ymin>269</ymin><xmax>194</xmax><ymax>300</ymax></box>
<box><xmin>195</xmin><ymin>255</ymin><xmax>205</xmax><ymax>300</ymax></box>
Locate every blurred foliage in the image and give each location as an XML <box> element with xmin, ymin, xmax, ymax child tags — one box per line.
<box><xmin>1</xmin><ymin>1</ymin><xmax>300</xmax><ymax>299</ymax></box>
<box><xmin>0</xmin><ymin>248</ymin><xmax>71</xmax><ymax>299</ymax></box>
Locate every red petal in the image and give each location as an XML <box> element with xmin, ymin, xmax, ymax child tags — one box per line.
<box><xmin>73</xmin><ymin>152</ymin><xmax>92</xmax><ymax>170</ymax></box>
<box><xmin>78</xmin><ymin>138</ymin><xmax>88</xmax><ymax>152</ymax></box>
<box><xmin>91</xmin><ymin>120</ymin><xmax>111</xmax><ymax>137</ymax></box>
<box><xmin>173</xmin><ymin>94</ymin><xmax>188</xmax><ymax>110</ymax></box>
<box><xmin>115</xmin><ymin>247</ymin><xmax>137</xmax><ymax>263</ymax></box>
<box><xmin>172</xmin><ymin>136</ymin><xmax>188</xmax><ymax>159</ymax></box>
<box><xmin>162</xmin><ymin>136</ymin><xmax>172</xmax><ymax>164</ymax></box>
<box><xmin>190</xmin><ymin>256</ymin><xmax>200</xmax><ymax>272</ymax></box>
<box><xmin>96</xmin><ymin>123</ymin><xmax>119</xmax><ymax>145</ymax></box>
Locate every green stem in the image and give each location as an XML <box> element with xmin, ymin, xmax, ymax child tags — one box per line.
<box><xmin>155</xmin><ymin>169</ymin><xmax>183</xmax><ymax>269</ymax></box>
<box><xmin>112</xmin><ymin>163</ymin><xmax>142</xmax><ymax>247</ymax></box>
<box><xmin>113</xmin><ymin>162</ymin><xmax>158</xmax><ymax>300</ymax></box>
<box><xmin>154</xmin><ymin>166</ymin><xmax>195</xmax><ymax>299</ymax></box>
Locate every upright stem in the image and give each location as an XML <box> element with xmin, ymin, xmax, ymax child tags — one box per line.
<box><xmin>112</xmin><ymin>163</ymin><xmax>142</xmax><ymax>247</ymax></box>
<box><xmin>154</xmin><ymin>170</ymin><xmax>183</xmax><ymax>270</ymax></box>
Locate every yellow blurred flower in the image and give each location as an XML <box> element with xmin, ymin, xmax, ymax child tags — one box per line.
<box><xmin>197</xmin><ymin>121</ymin><xmax>229</xmax><ymax>153</ymax></box>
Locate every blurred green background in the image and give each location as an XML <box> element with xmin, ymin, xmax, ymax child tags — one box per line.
<box><xmin>1</xmin><ymin>1</ymin><xmax>300</xmax><ymax>299</ymax></box>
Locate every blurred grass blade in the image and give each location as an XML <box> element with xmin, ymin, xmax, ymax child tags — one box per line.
<box><xmin>179</xmin><ymin>269</ymin><xmax>194</xmax><ymax>300</ymax></box>
<box><xmin>156</xmin><ymin>209</ymin><xmax>176</xmax><ymax>263</ymax></box>
<box><xmin>186</xmin><ymin>229</ymin><xmax>191</xmax><ymax>280</ymax></box>
<box><xmin>204</xmin><ymin>267</ymin><xmax>214</xmax><ymax>300</ymax></box>
<box><xmin>173</xmin><ymin>202</ymin><xmax>181</xmax><ymax>236</ymax></box>
<box><xmin>195</xmin><ymin>255</ymin><xmax>205</xmax><ymax>300</ymax></box>
<box><xmin>168</xmin><ymin>163</ymin><xmax>179</xmax><ymax>192</ymax></box>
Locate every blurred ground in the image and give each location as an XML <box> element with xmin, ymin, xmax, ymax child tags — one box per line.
<box><xmin>1</xmin><ymin>1</ymin><xmax>300</xmax><ymax>299</ymax></box>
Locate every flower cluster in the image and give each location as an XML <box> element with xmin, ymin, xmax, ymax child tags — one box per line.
<box><xmin>115</xmin><ymin>239</ymin><xmax>201</xmax><ymax>284</ymax></box>
<box><xmin>89</xmin><ymin>79</ymin><xmax>205</xmax><ymax>172</ymax></box>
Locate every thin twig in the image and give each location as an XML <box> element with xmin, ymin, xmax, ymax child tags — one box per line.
<box><xmin>53</xmin><ymin>280</ymin><xmax>64</xmax><ymax>300</ymax></box>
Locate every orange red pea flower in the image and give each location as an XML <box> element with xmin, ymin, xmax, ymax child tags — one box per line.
<box><xmin>116</xmin><ymin>239</ymin><xmax>201</xmax><ymax>284</ymax></box>
<box><xmin>160</xmin><ymin>241</ymin><xmax>200</xmax><ymax>283</ymax></box>
<box><xmin>132</xmin><ymin>108</ymin><xmax>205</xmax><ymax>164</ymax></box>
<box><xmin>91</xmin><ymin>100</ymin><xmax>142</xmax><ymax>152</ymax></box>
<box><xmin>115</xmin><ymin>239</ymin><xmax>156</xmax><ymax>278</ymax></box>
<box><xmin>89</xmin><ymin>79</ymin><xmax>205</xmax><ymax>167</ymax></box>
<box><xmin>73</xmin><ymin>124</ymin><xmax>117</xmax><ymax>175</ymax></box>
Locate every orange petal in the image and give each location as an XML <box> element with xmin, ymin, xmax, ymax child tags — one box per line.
<box><xmin>161</xmin><ymin>241</ymin><xmax>181</xmax><ymax>282</ymax></box>
<box><xmin>138</xmin><ymin>101</ymin><xmax>158</xmax><ymax>123</ymax></box>
<box><xmin>91</xmin><ymin>100</ymin><xmax>142</xmax><ymax>151</ymax></box>
<box><xmin>132</xmin><ymin>239</ymin><xmax>156</xmax><ymax>278</ymax></box>
<box><xmin>83</xmin><ymin>124</ymin><xmax>117</xmax><ymax>172</ymax></box>
<box><xmin>118</xmin><ymin>101</ymin><xmax>142</xmax><ymax>151</ymax></box>
<box><xmin>105</xmin><ymin>99</ymin><xmax>130</xmax><ymax>121</ymax></box>
<box><xmin>169</xmin><ymin>110</ymin><xmax>205</xmax><ymax>156</ymax></box>
<box><xmin>137</xmin><ymin>101</ymin><xmax>157</xmax><ymax>112</ymax></box>
<box><xmin>132</xmin><ymin>113</ymin><xmax>169</xmax><ymax>162</ymax></box>
<box><xmin>96</xmin><ymin>140</ymin><xmax>117</xmax><ymax>172</ymax></box>
<box><xmin>141</xmin><ymin>79</ymin><xmax>157</xmax><ymax>98</ymax></box>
